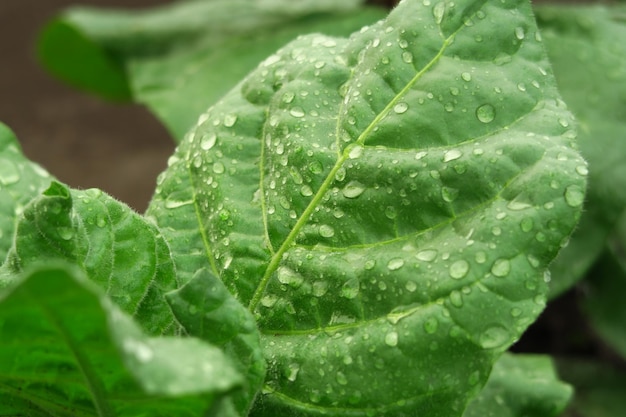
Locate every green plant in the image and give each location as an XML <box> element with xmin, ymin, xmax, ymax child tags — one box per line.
<box><xmin>3</xmin><ymin>0</ymin><xmax>626</xmax><ymax>416</ymax></box>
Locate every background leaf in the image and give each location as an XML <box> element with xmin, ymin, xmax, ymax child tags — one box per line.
<box><xmin>535</xmin><ymin>5</ymin><xmax>626</xmax><ymax>298</ymax></box>
<box><xmin>38</xmin><ymin>0</ymin><xmax>387</xmax><ymax>140</ymax></box>
<box><xmin>463</xmin><ymin>353</ymin><xmax>572</xmax><ymax>417</ymax></box>
<box><xmin>147</xmin><ymin>0</ymin><xmax>586</xmax><ymax>414</ymax></box>
<box><xmin>0</xmin><ymin>263</ymin><xmax>242</xmax><ymax>417</ymax></box>
<box><xmin>0</xmin><ymin>123</ymin><xmax>53</xmax><ymax>266</ymax></box>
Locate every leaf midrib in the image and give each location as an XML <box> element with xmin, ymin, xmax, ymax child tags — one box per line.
<box><xmin>247</xmin><ymin>26</ymin><xmax>460</xmax><ymax>312</ymax></box>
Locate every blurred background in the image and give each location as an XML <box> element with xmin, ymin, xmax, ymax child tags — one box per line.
<box><xmin>0</xmin><ymin>0</ymin><xmax>173</xmax><ymax>212</ymax></box>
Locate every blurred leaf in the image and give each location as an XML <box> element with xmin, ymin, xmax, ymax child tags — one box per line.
<box><xmin>464</xmin><ymin>353</ymin><xmax>572</xmax><ymax>417</ymax></box>
<box><xmin>557</xmin><ymin>359</ymin><xmax>626</xmax><ymax>417</ymax></box>
<box><xmin>535</xmin><ymin>5</ymin><xmax>626</xmax><ymax>298</ymax></box>
<box><xmin>0</xmin><ymin>263</ymin><xmax>242</xmax><ymax>416</ymax></box>
<box><xmin>38</xmin><ymin>0</ymin><xmax>387</xmax><ymax>140</ymax></box>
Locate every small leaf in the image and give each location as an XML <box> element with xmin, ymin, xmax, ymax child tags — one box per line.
<box><xmin>38</xmin><ymin>0</ymin><xmax>387</xmax><ymax>140</ymax></box>
<box><xmin>536</xmin><ymin>5</ymin><xmax>626</xmax><ymax>297</ymax></box>
<box><xmin>0</xmin><ymin>123</ymin><xmax>53</xmax><ymax>264</ymax></box>
<box><xmin>463</xmin><ymin>353</ymin><xmax>572</xmax><ymax>417</ymax></box>
<box><xmin>0</xmin><ymin>263</ymin><xmax>242</xmax><ymax>417</ymax></box>
<box><xmin>166</xmin><ymin>269</ymin><xmax>266</xmax><ymax>416</ymax></box>
<box><xmin>9</xmin><ymin>181</ymin><xmax>179</xmax><ymax>335</ymax></box>
<box><xmin>148</xmin><ymin>0</ymin><xmax>586</xmax><ymax>414</ymax></box>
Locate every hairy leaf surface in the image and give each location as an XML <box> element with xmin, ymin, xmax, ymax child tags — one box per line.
<box><xmin>6</xmin><ymin>181</ymin><xmax>179</xmax><ymax>335</ymax></box>
<box><xmin>38</xmin><ymin>0</ymin><xmax>386</xmax><ymax>140</ymax></box>
<box><xmin>463</xmin><ymin>353</ymin><xmax>572</xmax><ymax>417</ymax></box>
<box><xmin>0</xmin><ymin>263</ymin><xmax>242</xmax><ymax>417</ymax></box>
<box><xmin>536</xmin><ymin>5</ymin><xmax>626</xmax><ymax>297</ymax></box>
<box><xmin>147</xmin><ymin>0</ymin><xmax>586</xmax><ymax>414</ymax></box>
<box><xmin>0</xmin><ymin>123</ymin><xmax>53</xmax><ymax>265</ymax></box>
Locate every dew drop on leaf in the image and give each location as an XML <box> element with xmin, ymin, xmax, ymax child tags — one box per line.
<box><xmin>393</xmin><ymin>102</ymin><xmax>409</xmax><ymax>114</ymax></box>
<box><xmin>424</xmin><ymin>317</ymin><xmax>439</xmax><ymax>334</ymax></box>
<box><xmin>387</xmin><ymin>258</ymin><xmax>405</xmax><ymax>271</ymax></box>
<box><xmin>384</xmin><ymin>331</ymin><xmax>399</xmax><ymax>347</ymax></box>
<box><xmin>449</xmin><ymin>260</ymin><xmax>470</xmax><ymax>279</ymax></box>
<box><xmin>476</xmin><ymin>104</ymin><xmax>496</xmax><ymax>123</ymax></box>
<box><xmin>342</xmin><ymin>181</ymin><xmax>365</xmax><ymax>198</ymax></box>
<box><xmin>290</xmin><ymin>107</ymin><xmax>305</xmax><ymax>118</ymax></box>
<box><xmin>416</xmin><ymin>249</ymin><xmax>437</xmax><ymax>262</ymax></box>
<box><xmin>223</xmin><ymin>114</ymin><xmax>237</xmax><ymax>127</ymax></box>
<box><xmin>300</xmin><ymin>185</ymin><xmax>314</xmax><ymax>197</ymax></box>
<box><xmin>0</xmin><ymin>160</ymin><xmax>20</xmax><ymax>185</ymax></box>
<box><xmin>336</xmin><ymin>371</ymin><xmax>348</xmax><ymax>385</ymax></box>
<box><xmin>491</xmin><ymin>259</ymin><xmax>511</xmax><ymax>277</ymax></box>
<box><xmin>479</xmin><ymin>325</ymin><xmax>510</xmax><ymax>349</ymax></box>
<box><xmin>212</xmin><ymin>162</ymin><xmax>225</xmax><ymax>174</ymax></box>
<box><xmin>564</xmin><ymin>185</ymin><xmax>584</xmax><ymax>207</ymax></box>
<box><xmin>287</xmin><ymin>363</ymin><xmax>300</xmax><ymax>382</ymax></box>
<box><xmin>433</xmin><ymin>2</ymin><xmax>445</xmax><ymax>25</ymax></box>
<box><xmin>514</xmin><ymin>26</ymin><xmax>525</xmax><ymax>40</ymax></box>
<box><xmin>57</xmin><ymin>227</ymin><xmax>74</xmax><ymax>240</ymax></box>
<box><xmin>341</xmin><ymin>277</ymin><xmax>360</xmax><ymax>299</ymax></box>
<box><xmin>405</xmin><ymin>280</ymin><xmax>417</xmax><ymax>292</ymax></box>
<box><xmin>319</xmin><ymin>224</ymin><xmax>335</xmax><ymax>238</ymax></box>
<box><xmin>443</xmin><ymin>149</ymin><xmax>462</xmax><ymax>162</ymax></box>
<box><xmin>461</xmin><ymin>72</ymin><xmax>472</xmax><ymax>82</ymax></box>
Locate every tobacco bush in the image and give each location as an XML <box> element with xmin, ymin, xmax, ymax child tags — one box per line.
<box><xmin>0</xmin><ymin>0</ymin><xmax>624</xmax><ymax>416</ymax></box>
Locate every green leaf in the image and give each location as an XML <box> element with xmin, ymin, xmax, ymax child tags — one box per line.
<box><xmin>0</xmin><ymin>263</ymin><xmax>242</xmax><ymax>417</ymax></box>
<box><xmin>147</xmin><ymin>0</ymin><xmax>586</xmax><ymax>414</ymax></box>
<box><xmin>8</xmin><ymin>181</ymin><xmax>179</xmax><ymax>335</ymax></box>
<box><xmin>166</xmin><ymin>269</ymin><xmax>267</xmax><ymax>416</ymax></box>
<box><xmin>463</xmin><ymin>353</ymin><xmax>572</xmax><ymax>417</ymax></box>
<box><xmin>38</xmin><ymin>0</ymin><xmax>387</xmax><ymax>140</ymax></box>
<box><xmin>0</xmin><ymin>123</ymin><xmax>53</xmax><ymax>264</ymax></box>
<box><xmin>535</xmin><ymin>5</ymin><xmax>626</xmax><ymax>298</ymax></box>
<box><xmin>556</xmin><ymin>359</ymin><xmax>626</xmax><ymax>417</ymax></box>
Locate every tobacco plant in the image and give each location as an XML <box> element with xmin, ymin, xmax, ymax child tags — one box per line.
<box><xmin>3</xmin><ymin>0</ymin><xmax>625</xmax><ymax>415</ymax></box>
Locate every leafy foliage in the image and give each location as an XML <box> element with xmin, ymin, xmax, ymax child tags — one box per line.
<box><xmin>7</xmin><ymin>0</ymin><xmax>626</xmax><ymax>416</ymax></box>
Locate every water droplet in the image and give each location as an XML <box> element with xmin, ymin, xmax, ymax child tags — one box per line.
<box><xmin>514</xmin><ymin>26</ymin><xmax>525</xmax><ymax>40</ymax></box>
<box><xmin>319</xmin><ymin>224</ymin><xmax>335</xmax><ymax>238</ymax></box>
<box><xmin>405</xmin><ymin>280</ymin><xmax>417</xmax><ymax>292</ymax></box>
<box><xmin>290</xmin><ymin>107</ymin><xmax>305</xmax><ymax>118</ymax></box>
<box><xmin>213</xmin><ymin>162</ymin><xmax>225</xmax><ymax>174</ymax></box>
<box><xmin>282</xmin><ymin>92</ymin><xmax>295</xmax><ymax>104</ymax></box>
<box><xmin>57</xmin><ymin>227</ymin><xmax>74</xmax><ymax>240</ymax></box>
<box><xmin>277</xmin><ymin>267</ymin><xmax>304</xmax><ymax>288</ymax></box>
<box><xmin>444</xmin><ymin>149</ymin><xmax>462</xmax><ymax>162</ymax></box>
<box><xmin>342</xmin><ymin>181</ymin><xmax>365</xmax><ymax>198</ymax></box>
<box><xmin>341</xmin><ymin>277</ymin><xmax>360</xmax><ymax>299</ymax></box>
<box><xmin>424</xmin><ymin>317</ymin><xmax>439</xmax><ymax>334</ymax></box>
<box><xmin>479</xmin><ymin>325</ymin><xmax>510</xmax><ymax>349</ymax></box>
<box><xmin>558</xmin><ymin>118</ymin><xmax>569</xmax><ymax>128</ymax></box>
<box><xmin>461</xmin><ymin>72</ymin><xmax>472</xmax><ymax>82</ymax></box>
<box><xmin>576</xmin><ymin>165</ymin><xmax>588</xmax><ymax>176</ymax></box>
<box><xmin>188</xmin><ymin>304</ymin><xmax>198</xmax><ymax>315</ymax></box>
<box><xmin>402</xmin><ymin>51</ymin><xmax>414</xmax><ymax>64</ymax></box>
<box><xmin>393</xmin><ymin>102</ymin><xmax>409</xmax><ymax>114</ymax></box>
<box><xmin>475</xmin><ymin>251</ymin><xmax>487</xmax><ymax>264</ymax></box>
<box><xmin>96</xmin><ymin>215</ymin><xmax>107</xmax><ymax>228</ymax></box>
<box><xmin>527</xmin><ymin>254</ymin><xmax>540</xmax><ymax>268</ymax></box>
<box><xmin>449</xmin><ymin>260</ymin><xmax>470</xmax><ymax>279</ymax></box>
<box><xmin>384</xmin><ymin>206</ymin><xmax>397</xmax><ymax>220</ymax></box>
<box><xmin>387</xmin><ymin>258</ymin><xmax>405</xmax><ymax>271</ymax></box>
<box><xmin>300</xmin><ymin>185</ymin><xmax>314</xmax><ymax>197</ymax></box>
<box><xmin>348</xmin><ymin>145</ymin><xmax>364</xmax><ymax>159</ymax></box>
<box><xmin>309</xmin><ymin>160</ymin><xmax>324</xmax><ymax>174</ymax></box>
<box><xmin>279</xmin><ymin>362</ymin><xmax>299</xmax><ymax>385</ymax></box>
<box><xmin>364</xmin><ymin>260</ymin><xmax>376</xmax><ymax>270</ymax></box>
<box><xmin>336</xmin><ymin>371</ymin><xmax>348</xmax><ymax>385</ymax></box>
<box><xmin>520</xmin><ymin>217</ymin><xmax>534</xmax><ymax>232</ymax></box>
<box><xmin>433</xmin><ymin>2</ymin><xmax>445</xmax><ymax>25</ymax></box>
<box><xmin>415</xmin><ymin>150</ymin><xmax>428</xmax><ymax>160</ymax></box>
<box><xmin>491</xmin><ymin>259</ymin><xmax>511</xmax><ymax>277</ymax></box>
<box><xmin>564</xmin><ymin>185</ymin><xmax>584</xmax><ymax>207</ymax></box>
<box><xmin>510</xmin><ymin>307</ymin><xmax>522</xmax><ymax>317</ymax></box>
<box><xmin>385</xmin><ymin>331</ymin><xmax>399</xmax><ymax>347</ymax></box>
<box><xmin>223</xmin><ymin>114</ymin><xmax>237</xmax><ymax>127</ymax></box>
<box><xmin>507</xmin><ymin>200</ymin><xmax>532</xmax><ymax>211</ymax></box>
<box><xmin>261</xmin><ymin>294</ymin><xmax>278</xmax><ymax>307</ymax></box>
<box><xmin>416</xmin><ymin>249</ymin><xmax>437</xmax><ymax>262</ymax></box>
<box><xmin>441</xmin><ymin>187</ymin><xmax>458</xmax><ymax>203</ymax></box>
<box><xmin>0</xmin><ymin>161</ymin><xmax>20</xmax><ymax>185</ymax></box>
<box><xmin>476</xmin><ymin>104</ymin><xmax>496</xmax><ymax>123</ymax></box>
<box><xmin>313</xmin><ymin>281</ymin><xmax>329</xmax><ymax>297</ymax></box>
<box><xmin>200</xmin><ymin>133</ymin><xmax>217</xmax><ymax>150</ymax></box>
<box><xmin>450</xmin><ymin>290</ymin><xmax>463</xmax><ymax>307</ymax></box>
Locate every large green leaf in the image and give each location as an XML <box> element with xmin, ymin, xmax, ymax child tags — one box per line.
<box><xmin>147</xmin><ymin>0</ymin><xmax>586</xmax><ymax>414</ymax></box>
<box><xmin>0</xmin><ymin>123</ymin><xmax>53</xmax><ymax>265</ymax></box>
<box><xmin>535</xmin><ymin>5</ymin><xmax>626</xmax><ymax>298</ymax></box>
<box><xmin>166</xmin><ymin>269</ymin><xmax>267</xmax><ymax>416</ymax></box>
<box><xmin>38</xmin><ymin>0</ymin><xmax>387</xmax><ymax>140</ymax></box>
<box><xmin>0</xmin><ymin>263</ymin><xmax>242</xmax><ymax>417</ymax></box>
<box><xmin>6</xmin><ymin>181</ymin><xmax>179</xmax><ymax>335</ymax></box>
<box><xmin>463</xmin><ymin>353</ymin><xmax>572</xmax><ymax>417</ymax></box>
